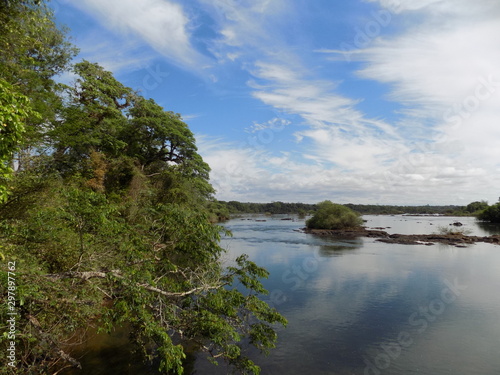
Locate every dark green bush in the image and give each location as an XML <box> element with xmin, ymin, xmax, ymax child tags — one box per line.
<box><xmin>306</xmin><ymin>201</ymin><xmax>363</xmax><ymax>230</ymax></box>
<box><xmin>477</xmin><ymin>202</ymin><xmax>500</xmax><ymax>223</ymax></box>
<box><xmin>466</xmin><ymin>200</ymin><xmax>489</xmax><ymax>214</ymax></box>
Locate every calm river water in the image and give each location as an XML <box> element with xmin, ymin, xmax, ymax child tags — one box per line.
<box><xmin>70</xmin><ymin>215</ymin><xmax>500</xmax><ymax>375</ymax></box>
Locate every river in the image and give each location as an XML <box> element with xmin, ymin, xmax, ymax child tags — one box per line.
<box><xmin>69</xmin><ymin>215</ymin><xmax>500</xmax><ymax>374</ymax></box>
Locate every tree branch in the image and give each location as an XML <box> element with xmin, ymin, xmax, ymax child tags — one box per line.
<box><xmin>137</xmin><ymin>283</ymin><xmax>221</xmax><ymax>298</ymax></box>
<box><xmin>44</xmin><ymin>270</ymin><xmax>222</xmax><ymax>297</ymax></box>
<box><xmin>45</xmin><ymin>271</ymin><xmax>108</xmax><ymax>280</ymax></box>
<box><xmin>27</xmin><ymin>314</ymin><xmax>82</xmax><ymax>370</ymax></box>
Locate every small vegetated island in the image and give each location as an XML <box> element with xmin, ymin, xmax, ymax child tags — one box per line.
<box><xmin>303</xmin><ymin>201</ymin><xmax>500</xmax><ymax>247</ymax></box>
<box><xmin>305</xmin><ymin>201</ymin><xmax>364</xmax><ymax>230</ymax></box>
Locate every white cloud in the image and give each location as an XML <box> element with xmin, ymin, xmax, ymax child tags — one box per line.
<box><xmin>245</xmin><ymin>118</ymin><xmax>291</xmax><ymax>134</ymax></box>
<box><xmin>196</xmin><ymin>0</ymin><xmax>494</xmax><ymax>204</ymax></box>
<box><xmin>248</xmin><ymin>60</ymin><xmax>406</xmax><ymax>175</ymax></box>
<box><xmin>195</xmin><ymin>136</ymin><xmax>271</xmax><ymax>200</ymax></box>
<box><xmin>73</xmin><ymin>30</ymin><xmax>155</xmax><ymax>73</ymax></box>
<box><xmin>249</xmin><ymin>62</ymin><xmax>369</xmax><ymax>131</ymax></box>
<box><xmin>65</xmin><ymin>0</ymin><xmax>500</xmax><ymax>204</ymax></box>
<box><xmin>200</xmin><ymin>0</ymin><xmax>286</xmax><ymax>47</ymax></box>
<box><xmin>369</xmin><ymin>0</ymin><xmax>445</xmax><ymax>13</ymax></box>
<box><xmin>357</xmin><ymin>22</ymin><xmax>500</xmax><ymax>113</ymax></box>
<box><xmin>68</xmin><ymin>0</ymin><xmax>209</xmax><ymax>70</ymax></box>
<box><xmin>199</xmin><ymin>0</ymin><xmax>500</xmax><ymax>204</ymax></box>
<box><xmin>351</xmin><ymin>0</ymin><xmax>500</xmax><ymax>200</ymax></box>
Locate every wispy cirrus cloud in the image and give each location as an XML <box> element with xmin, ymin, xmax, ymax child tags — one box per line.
<box><xmin>205</xmin><ymin>0</ymin><xmax>500</xmax><ymax>203</ymax></box>
<box><xmin>74</xmin><ymin>31</ymin><xmax>155</xmax><ymax>73</ymax></box>
<box><xmin>62</xmin><ymin>0</ymin><xmax>500</xmax><ymax>204</ymax></box>
<box><xmin>355</xmin><ymin>0</ymin><xmax>500</xmax><ymax>176</ymax></box>
<box><xmin>246</xmin><ymin>61</ymin><xmax>407</xmax><ymax>176</ymax></box>
<box><xmin>244</xmin><ymin>118</ymin><xmax>291</xmax><ymax>134</ymax></box>
<box><xmin>199</xmin><ymin>0</ymin><xmax>289</xmax><ymax>59</ymax></box>
<box><xmin>67</xmin><ymin>0</ymin><xmax>210</xmax><ymax>71</ymax></box>
<box><xmin>194</xmin><ymin>0</ymin><xmax>455</xmax><ymax>203</ymax></box>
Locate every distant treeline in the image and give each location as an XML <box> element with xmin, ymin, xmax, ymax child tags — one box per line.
<box><xmin>220</xmin><ymin>201</ymin><xmax>316</xmax><ymax>215</ymax></box>
<box><xmin>344</xmin><ymin>204</ymin><xmax>468</xmax><ymax>215</ymax></box>
<box><xmin>219</xmin><ymin>201</ymin><xmax>484</xmax><ymax>216</ymax></box>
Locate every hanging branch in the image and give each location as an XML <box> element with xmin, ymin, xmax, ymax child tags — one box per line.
<box><xmin>26</xmin><ymin>314</ymin><xmax>82</xmax><ymax>370</ymax></box>
<box><xmin>44</xmin><ymin>270</ymin><xmax>223</xmax><ymax>297</ymax></box>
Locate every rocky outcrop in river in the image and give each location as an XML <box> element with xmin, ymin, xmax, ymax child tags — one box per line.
<box><xmin>303</xmin><ymin>227</ymin><xmax>500</xmax><ymax>247</ymax></box>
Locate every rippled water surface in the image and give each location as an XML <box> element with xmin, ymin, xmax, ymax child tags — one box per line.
<box><xmin>194</xmin><ymin>215</ymin><xmax>500</xmax><ymax>375</ymax></box>
<box><xmin>70</xmin><ymin>215</ymin><xmax>500</xmax><ymax>375</ymax></box>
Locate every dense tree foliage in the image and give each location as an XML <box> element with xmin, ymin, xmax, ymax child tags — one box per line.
<box><xmin>220</xmin><ymin>201</ymin><xmax>316</xmax><ymax>215</ymax></box>
<box><xmin>220</xmin><ymin>201</ymin><xmax>477</xmax><ymax>216</ymax></box>
<box><xmin>0</xmin><ymin>0</ymin><xmax>76</xmax><ymax>200</ymax></box>
<box><xmin>344</xmin><ymin>204</ymin><xmax>470</xmax><ymax>216</ymax></box>
<box><xmin>306</xmin><ymin>201</ymin><xmax>363</xmax><ymax>230</ymax></box>
<box><xmin>0</xmin><ymin>79</ymin><xmax>38</xmax><ymax>202</ymax></box>
<box><xmin>0</xmin><ymin>0</ymin><xmax>77</xmax><ymax>153</ymax></box>
<box><xmin>0</xmin><ymin>4</ymin><xmax>285</xmax><ymax>374</ymax></box>
<box><xmin>477</xmin><ymin>203</ymin><xmax>500</xmax><ymax>223</ymax></box>
<box><xmin>465</xmin><ymin>200</ymin><xmax>489</xmax><ymax>214</ymax></box>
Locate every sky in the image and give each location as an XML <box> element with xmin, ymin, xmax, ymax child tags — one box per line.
<box><xmin>51</xmin><ymin>0</ymin><xmax>500</xmax><ymax>205</ymax></box>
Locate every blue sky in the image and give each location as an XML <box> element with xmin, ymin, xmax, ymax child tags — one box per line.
<box><xmin>52</xmin><ymin>0</ymin><xmax>500</xmax><ymax>205</ymax></box>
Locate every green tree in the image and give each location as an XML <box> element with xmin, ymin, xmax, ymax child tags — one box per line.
<box><xmin>1</xmin><ymin>175</ymin><xmax>286</xmax><ymax>374</ymax></box>
<box><xmin>0</xmin><ymin>79</ymin><xmax>39</xmax><ymax>202</ymax></box>
<box><xmin>125</xmin><ymin>98</ymin><xmax>204</xmax><ymax>170</ymax></box>
<box><xmin>465</xmin><ymin>200</ymin><xmax>488</xmax><ymax>214</ymax></box>
<box><xmin>50</xmin><ymin>60</ymin><xmax>132</xmax><ymax>172</ymax></box>
<box><xmin>477</xmin><ymin>202</ymin><xmax>500</xmax><ymax>223</ymax></box>
<box><xmin>0</xmin><ymin>0</ymin><xmax>77</xmax><ymax>156</ymax></box>
<box><xmin>1</xmin><ymin>57</ymin><xmax>285</xmax><ymax>375</ymax></box>
<box><xmin>50</xmin><ymin>62</ymin><xmax>214</xmax><ymax>200</ymax></box>
<box><xmin>124</xmin><ymin>96</ymin><xmax>214</xmax><ymax>200</ymax></box>
<box><xmin>0</xmin><ymin>4</ymin><xmax>286</xmax><ymax>371</ymax></box>
<box><xmin>306</xmin><ymin>200</ymin><xmax>363</xmax><ymax>230</ymax></box>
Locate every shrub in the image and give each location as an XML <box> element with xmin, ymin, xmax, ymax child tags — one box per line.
<box><xmin>466</xmin><ymin>200</ymin><xmax>489</xmax><ymax>214</ymax></box>
<box><xmin>477</xmin><ymin>202</ymin><xmax>500</xmax><ymax>223</ymax></box>
<box><xmin>436</xmin><ymin>226</ymin><xmax>472</xmax><ymax>236</ymax></box>
<box><xmin>306</xmin><ymin>201</ymin><xmax>363</xmax><ymax>230</ymax></box>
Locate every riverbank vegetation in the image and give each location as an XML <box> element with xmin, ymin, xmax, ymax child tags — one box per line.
<box><xmin>477</xmin><ymin>203</ymin><xmax>500</xmax><ymax>223</ymax></box>
<box><xmin>0</xmin><ymin>2</ymin><xmax>285</xmax><ymax>374</ymax></box>
<box><xmin>220</xmin><ymin>201</ymin><xmax>490</xmax><ymax>217</ymax></box>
